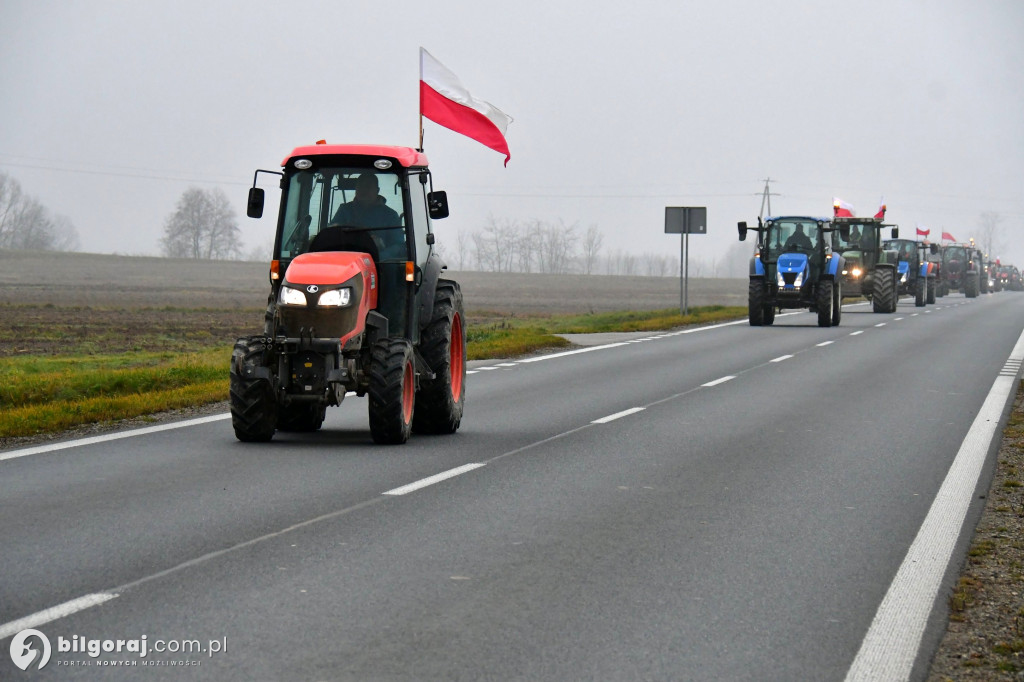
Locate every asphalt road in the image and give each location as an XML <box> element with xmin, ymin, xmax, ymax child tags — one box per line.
<box><xmin>2</xmin><ymin>292</ymin><xmax>1023</xmax><ymax>681</ymax></box>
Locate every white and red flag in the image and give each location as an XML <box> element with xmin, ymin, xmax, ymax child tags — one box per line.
<box><xmin>420</xmin><ymin>48</ymin><xmax>512</xmax><ymax>165</ymax></box>
<box><xmin>916</xmin><ymin>226</ymin><xmax>931</xmax><ymax>237</ymax></box>
<box><xmin>833</xmin><ymin>198</ymin><xmax>855</xmax><ymax>218</ymax></box>
<box><xmin>942</xmin><ymin>231</ymin><xmax>956</xmax><ymax>242</ymax></box>
<box><xmin>874</xmin><ymin>198</ymin><xmax>886</xmax><ymax>220</ymax></box>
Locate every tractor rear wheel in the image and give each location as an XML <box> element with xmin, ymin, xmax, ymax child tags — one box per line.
<box><xmin>748</xmin><ymin>278</ymin><xmax>766</xmax><ymax>326</ymax></box>
<box><xmin>763</xmin><ymin>304</ymin><xmax>775</xmax><ymax>325</ymax></box>
<box><xmin>831</xmin><ymin>279</ymin><xmax>842</xmax><ymax>326</ymax></box>
<box><xmin>926</xmin><ymin>277</ymin><xmax>936</xmax><ymax>304</ymax></box>
<box><xmin>367</xmin><ymin>338</ymin><xmax>415</xmax><ymax>444</ymax></box>
<box><xmin>914</xmin><ymin>276</ymin><xmax>926</xmax><ymax>307</ymax></box>
<box><xmin>816</xmin><ymin>280</ymin><xmax>833</xmax><ymax>327</ymax></box>
<box><xmin>229</xmin><ymin>336</ymin><xmax>277</xmax><ymax>442</ymax></box>
<box><xmin>873</xmin><ymin>268</ymin><xmax>895</xmax><ymax>313</ymax></box>
<box><xmin>413</xmin><ymin>280</ymin><xmax>466</xmax><ymax>434</ymax></box>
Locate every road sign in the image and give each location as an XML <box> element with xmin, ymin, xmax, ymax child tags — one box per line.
<box><xmin>664</xmin><ymin>207</ymin><xmax>707</xmax><ymax>234</ymax></box>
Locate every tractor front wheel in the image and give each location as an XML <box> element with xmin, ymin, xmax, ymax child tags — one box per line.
<box><xmin>229</xmin><ymin>336</ymin><xmax>278</xmax><ymax>442</ymax></box>
<box><xmin>873</xmin><ymin>268</ymin><xmax>896</xmax><ymax>313</ymax></box>
<box><xmin>831</xmin><ymin>279</ymin><xmax>842</xmax><ymax>326</ymax></box>
<box><xmin>914</xmin><ymin>276</ymin><xmax>926</xmax><ymax>307</ymax></box>
<box><xmin>413</xmin><ymin>280</ymin><xmax>466</xmax><ymax>435</ymax></box>
<box><xmin>927</xmin><ymin>277</ymin><xmax>936</xmax><ymax>304</ymax></box>
<box><xmin>816</xmin><ymin>279</ymin><xmax>833</xmax><ymax>327</ymax></box>
<box><xmin>748</xmin><ymin>278</ymin><xmax>766</xmax><ymax>326</ymax></box>
<box><xmin>367</xmin><ymin>338</ymin><xmax>415</xmax><ymax>444</ymax></box>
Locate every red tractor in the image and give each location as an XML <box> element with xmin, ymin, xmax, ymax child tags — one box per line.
<box><xmin>231</xmin><ymin>144</ymin><xmax>466</xmax><ymax>444</ymax></box>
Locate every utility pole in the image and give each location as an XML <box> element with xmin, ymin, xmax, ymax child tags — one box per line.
<box><xmin>758</xmin><ymin>178</ymin><xmax>780</xmax><ymax>220</ymax></box>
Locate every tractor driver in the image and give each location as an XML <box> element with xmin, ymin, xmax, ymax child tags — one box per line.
<box><xmin>783</xmin><ymin>223</ymin><xmax>814</xmax><ymax>251</ymax></box>
<box><xmin>332</xmin><ymin>173</ymin><xmax>400</xmax><ymax>229</ymax></box>
<box><xmin>331</xmin><ymin>173</ymin><xmax>404</xmax><ymax>258</ymax></box>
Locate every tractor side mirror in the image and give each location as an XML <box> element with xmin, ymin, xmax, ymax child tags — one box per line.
<box><xmin>930</xmin><ymin>243</ymin><xmax>939</xmax><ymax>254</ymax></box>
<box><xmin>247</xmin><ymin>187</ymin><xmax>265</xmax><ymax>219</ymax></box>
<box><xmin>737</xmin><ymin>221</ymin><xmax>748</xmax><ymax>241</ymax></box>
<box><xmin>839</xmin><ymin>224</ymin><xmax>850</xmax><ymax>241</ymax></box>
<box><xmin>427</xmin><ymin>191</ymin><xmax>449</xmax><ymax>220</ymax></box>
<box><xmin>891</xmin><ymin>227</ymin><xmax>899</xmax><ymax>239</ymax></box>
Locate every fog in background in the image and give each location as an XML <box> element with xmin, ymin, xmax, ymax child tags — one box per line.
<box><xmin>2</xmin><ymin>0</ymin><xmax>1022</xmax><ymax>269</ymax></box>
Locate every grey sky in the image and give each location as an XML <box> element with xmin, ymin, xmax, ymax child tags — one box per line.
<box><xmin>1</xmin><ymin>0</ymin><xmax>1022</xmax><ymax>267</ymax></box>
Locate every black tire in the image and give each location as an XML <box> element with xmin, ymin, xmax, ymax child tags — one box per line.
<box><xmin>914</xmin><ymin>276</ymin><xmax>926</xmax><ymax>307</ymax></box>
<box><xmin>367</xmin><ymin>338</ymin><xmax>415</xmax><ymax>444</ymax></box>
<box><xmin>229</xmin><ymin>337</ymin><xmax>277</xmax><ymax>442</ymax></box>
<box><xmin>816</xmin><ymin>279</ymin><xmax>833</xmax><ymax>327</ymax></box>
<box><xmin>873</xmin><ymin>268</ymin><xmax>895</xmax><ymax>313</ymax></box>
<box><xmin>926</xmin><ymin>277</ymin><xmax>936</xmax><ymax>304</ymax></box>
<box><xmin>965</xmin><ymin>274</ymin><xmax>979</xmax><ymax>298</ymax></box>
<box><xmin>748</xmin><ymin>278</ymin><xmax>765</xmax><ymax>326</ymax></box>
<box><xmin>831</xmin><ymin>279</ymin><xmax>842</xmax><ymax>326</ymax></box>
<box><xmin>763</xmin><ymin>304</ymin><xmax>776</xmax><ymax>326</ymax></box>
<box><xmin>413</xmin><ymin>280</ymin><xmax>466</xmax><ymax>434</ymax></box>
<box><xmin>277</xmin><ymin>403</ymin><xmax>325</xmax><ymax>432</ymax></box>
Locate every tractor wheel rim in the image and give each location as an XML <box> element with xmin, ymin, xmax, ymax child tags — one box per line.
<box><xmin>450</xmin><ymin>313</ymin><xmax>464</xmax><ymax>402</ymax></box>
<box><xmin>402</xmin><ymin>360</ymin><xmax>414</xmax><ymax>424</ymax></box>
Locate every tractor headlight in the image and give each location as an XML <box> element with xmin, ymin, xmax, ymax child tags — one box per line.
<box><xmin>317</xmin><ymin>288</ymin><xmax>351</xmax><ymax>307</ymax></box>
<box><xmin>279</xmin><ymin>286</ymin><xmax>307</xmax><ymax>306</ymax></box>
<box><xmin>900</xmin><ymin>272</ymin><xmax>908</xmax><ymax>283</ymax></box>
<box><xmin>851</xmin><ymin>267</ymin><xmax>862</xmax><ymax>278</ymax></box>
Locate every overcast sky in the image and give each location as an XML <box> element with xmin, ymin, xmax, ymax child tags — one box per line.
<box><xmin>2</xmin><ymin>0</ymin><xmax>1022</xmax><ymax>269</ymax></box>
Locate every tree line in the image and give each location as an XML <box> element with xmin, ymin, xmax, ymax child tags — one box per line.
<box><xmin>0</xmin><ymin>172</ymin><xmax>80</xmax><ymax>251</ymax></box>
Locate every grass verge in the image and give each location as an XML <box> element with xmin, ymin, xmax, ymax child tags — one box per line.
<box><xmin>0</xmin><ymin>305</ymin><xmax>745</xmax><ymax>438</ymax></box>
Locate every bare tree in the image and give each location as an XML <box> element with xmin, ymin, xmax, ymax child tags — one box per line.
<box><xmin>0</xmin><ymin>171</ymin><xmax>80</xmax><ymax>251</ymax></box>
<box><xmin>976</xmin><ymin>211</ymin><xmax>1003</xmax><ymax>259</ymax></box>
<box><xmin>536</xmin><ymin>219</ymin><xmax>578</xmax><ymax>274</ymax></box>
<box><xmin>473</xmin><ymin>215</ymin><xmax>518</xmax><ymax>272</ymax></box>
<box><xmin>161</xmin><ymin>187</ymin><xmax>241</xmax><ymax>260</ymax></box>
<box><xmin>581</xmin><ymin>224</ymin><xmax>603</xmax><ymax>275</ymax></box>
<box><xmin>455</xmin><ymin>229</ymin><xmax>472</xmax><ymax>270</ymax></box>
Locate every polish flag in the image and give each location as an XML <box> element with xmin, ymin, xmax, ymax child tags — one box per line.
<box><xmin>916</xmin><ymin>226</ymin><xmax>931</xmax><ymax>237</ymax></box>
<box><xmin>874</xmin><ymin>198</ymin><xmax>886</xmax><ymax>219</ymax></box>
<box><xmin>420</xmin><ymin>48</ymin><xmax>512</xmax><ymax>166</ymax></box>
<box><xmin>942</xmin><ymin>231</ymin><xmax>956</xmax><ymax>242</ymax></box>
<box><xmin>833</xmin><ymin>198</ymin><xmax>855</xmax><ymax>217</ymax></box>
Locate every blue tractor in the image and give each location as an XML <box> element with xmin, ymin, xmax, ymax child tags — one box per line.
<box><xmin>737</xmin><ymin>216</ymin><xmax>844</xmax><ymax>327</ymax></box>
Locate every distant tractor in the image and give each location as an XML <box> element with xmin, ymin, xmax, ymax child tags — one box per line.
<box><xmin>230</xmin><ymin>144</ymin><xmax>466</xmax><ymax>444</ymax></box>
<box><xmin>737</xmin><ymin>216</ymin><xmax>844</xmax><ymax>327</ymax></box>
<box><xmin>938</xmin><ymin>243</ymin><xmax>983</xmax><ymax>298</ymax></box>
<box><xmin>832</xmin><ymin>216</ymin><xmax>899</xmax><ymax>313</ymax></box>
<box><xmin>883</xmin><ymin>238</ymin><xmax>938</xmax><ymax>307</ymax></box>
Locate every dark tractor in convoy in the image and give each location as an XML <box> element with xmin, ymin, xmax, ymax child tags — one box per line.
<box><xmin>883</xmin><ymin>238</ymin><xmax>939</xmax><ymax>306</ymax></box>
<box><xmin>938</xmin><ymin>242</ymin><xmax>983</xmax><ymax>298</ymax></box>
<box><xmin>832</xmin><ymin>216</ymin><xmax>900</xmax><ymax>313</ymax></box>
<box><xmin>738</xmin><ymin>216</ymin><xmax>844</xmax><ymax>327</ymax></box>
<box><xmin>230</xmin><ymin>143</ymin><xmax>466</xmax><ymax>444</ymax></box>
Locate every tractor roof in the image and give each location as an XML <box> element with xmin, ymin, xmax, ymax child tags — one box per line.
<box><xmin>832</xmin><ymin>216</ymin><xmax>884</xmax><ymax>225</ymax></box>
<box><xmin>282</xmin><ymin>144</ymin><xmax>429</xmax><ymax>168</ymax></box>
<box><xmin>766</xmin><ymin>215</ymin><xmax>830</xmax><ymax>223</ymax></box>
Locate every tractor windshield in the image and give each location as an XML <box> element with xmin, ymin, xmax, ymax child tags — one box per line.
<box><xmin>764</xmin><ymin>219</ymin><xmax>819</xmax><ymax>260</ymax></box>
<box><xmin>278</xmin><ymin>168</ymin><xmax>407</xmax><ymax>262</ymax></box>
<box><xmin>834</xmin><ymin>223</ymin><xmax>878</xmax><ymax>252</ymax></box>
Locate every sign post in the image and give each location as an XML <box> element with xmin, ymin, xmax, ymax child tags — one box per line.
<box><xmin>664</xmin><ymin>207</ymin><xmax>707</xmax><ymax>315</ymax></box>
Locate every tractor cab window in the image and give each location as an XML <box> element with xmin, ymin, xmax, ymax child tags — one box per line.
<box><xmin>278</xmin><ymin>168</ymin><xmax>406</xmax><ymax>261</ymax></box>
<box><xmin>766</xmin><ymin>219</ymin><xmax>818</xmax><ymax>257</ymax></box>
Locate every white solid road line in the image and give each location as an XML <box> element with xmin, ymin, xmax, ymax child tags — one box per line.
<box><xmin>0</xmin><ymin>414</ymin><xmax>231</xmax><ymax>463</ymax></box>
<box><xmin>591</xmin><ymin>407</ymin><xmax>645</xmax><ymax>424</ymax></box>
<box><xmin>701</xmin><ymin>375</ymin><xmax>736</xmax><ymax>387</ymax></box>
<box><xmin>382</xmin><ymin>463</ymin><xmax>487</xmax><ymax>496</ymax></box>
<box><xmin>0</xmin><ymin>593</ymin><xmax>118</xmax><ymax>641</ymax></box>
<box><xmin>845</xmin><ymin>327</ymin><xmax>1024</xmax><ymax>682</ymax></box>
